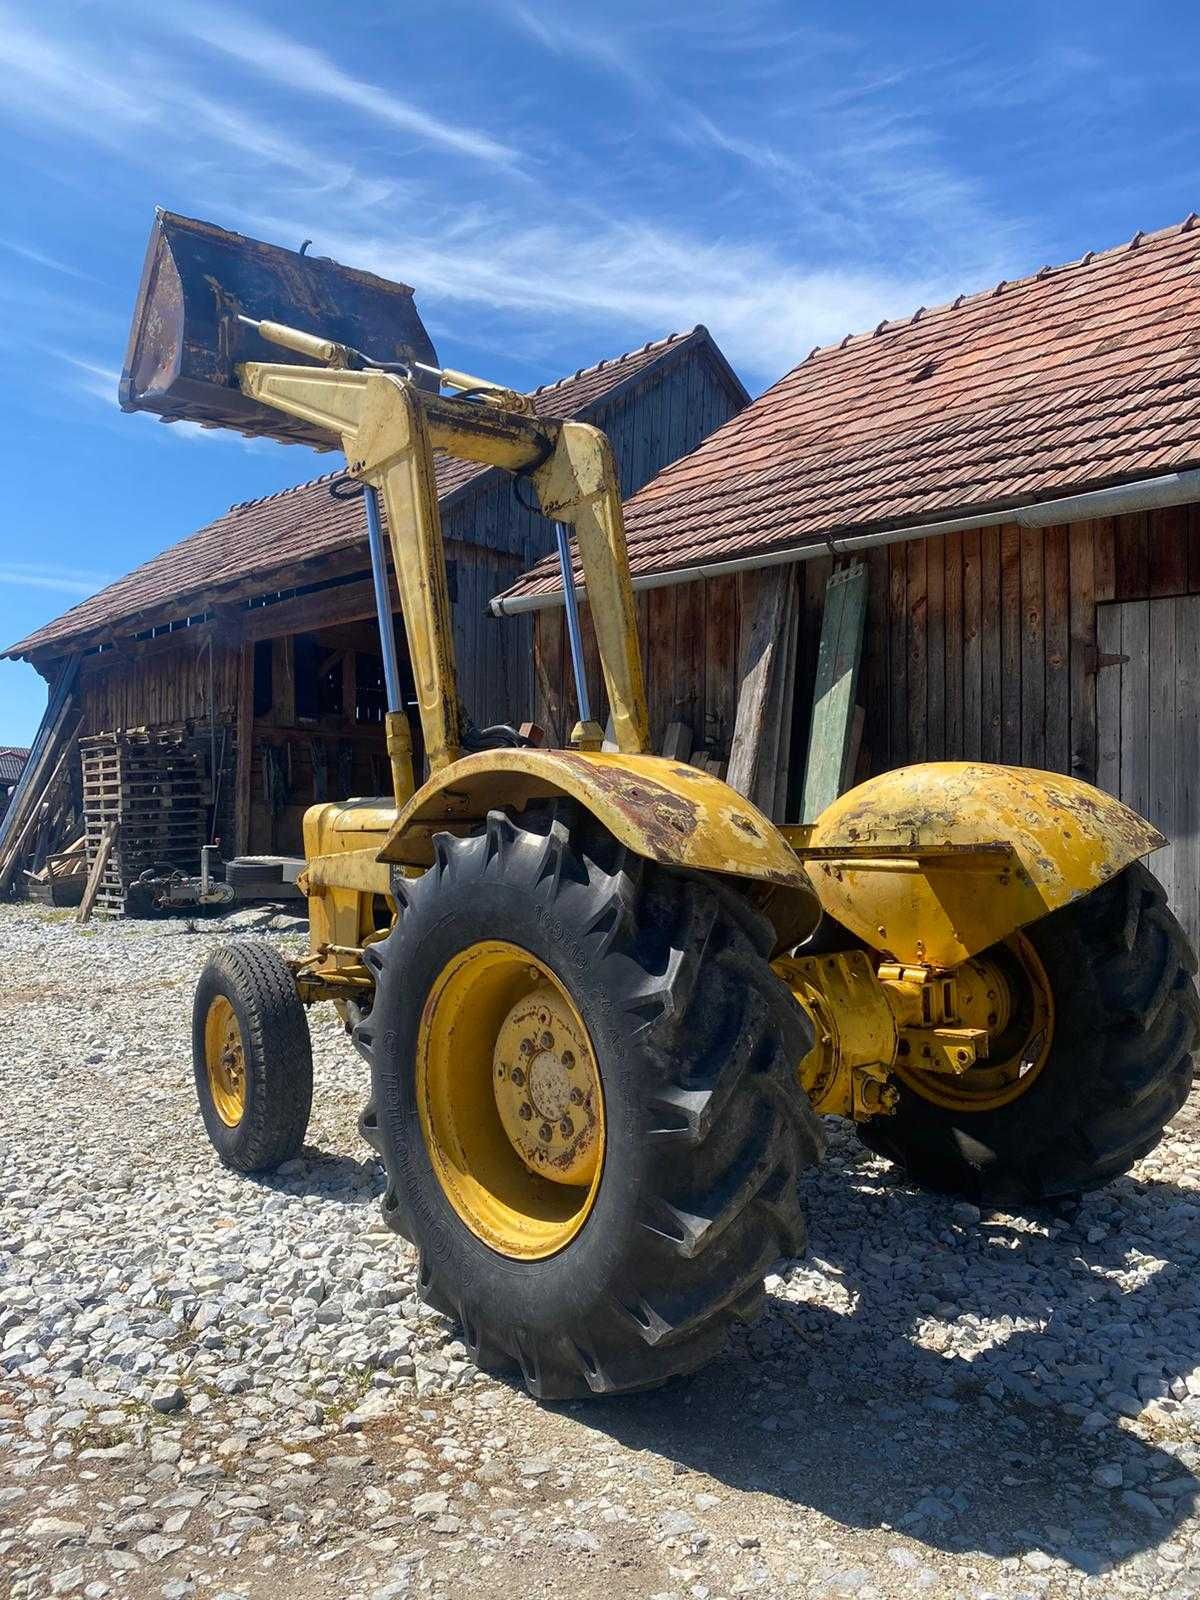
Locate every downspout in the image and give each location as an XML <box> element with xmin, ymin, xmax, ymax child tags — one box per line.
<box><xmin>490</xmin><ymin>467</ymin><xmax>1200</xmax><ymax>616</ymax></box>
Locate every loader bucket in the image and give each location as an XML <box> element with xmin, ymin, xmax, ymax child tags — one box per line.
<box><xmin>119</xmin><ymin>210</ymin><xmax>439</xmax><ymax>449</ymax></box>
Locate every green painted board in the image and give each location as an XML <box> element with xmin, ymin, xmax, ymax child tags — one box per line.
<box><xmin>801</xmin><ymin>562</ymin><xmax>868</xmax><ymax>821</ymax></box>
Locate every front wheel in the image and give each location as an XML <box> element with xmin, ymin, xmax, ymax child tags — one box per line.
<box><xmin>192</xmin><ymin>941</ymin><xmax>313</xmax><ymax>1172</ymax></box>
<box><xmin>354</xmin><ymin>804</ymin><xmax>823</xmax><ymax>1399</ymax></box>
<box><xmin>859</xmin><ymin>863</ymin><xmax>1199</xmax><ymax>1203</ymax></box>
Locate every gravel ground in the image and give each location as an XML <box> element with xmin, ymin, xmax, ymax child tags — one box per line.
<box><xmin>3</xmin><ymin>901</ymin><xmax>1200</xmax><ymax>1600</ymax></box>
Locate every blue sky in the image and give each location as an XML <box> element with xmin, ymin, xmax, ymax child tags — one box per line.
<box><xmin>0</xmin><ymin>0</ymin><xmax>1195</xmax><ymax>742</ymax></box>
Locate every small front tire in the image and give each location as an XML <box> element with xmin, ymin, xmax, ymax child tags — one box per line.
<box><xmin>192</xmin><ymin>941</ymin><xmax>313</xmax><ymax>1173</ymax></box>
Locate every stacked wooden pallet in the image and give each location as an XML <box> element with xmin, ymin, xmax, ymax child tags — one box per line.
<box><xmin>80</xmin><ymin>732</ymin><xmax>206</xmax><ymax>917</ymax></box>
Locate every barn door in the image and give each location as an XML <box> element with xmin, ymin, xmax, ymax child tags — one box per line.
<box><xmin>1096</xmin><ymin>596</ymin><xmax>1200</xmax><ymax>952</ymax></box>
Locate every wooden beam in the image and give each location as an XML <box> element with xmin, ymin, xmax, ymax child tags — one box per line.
<box><xmin>660</xmin><ymin>720</ymin><xmax>693</xmax><ymax>762</ymax></box>
<box><xmin>727</xmin><ymin>565</ymin><xmax>800</xmax><ymax>816</ymax></box>
<box><xmin>801</xmin><ymin>562</ymin><xmax>868</xmax><ymax>822</ymax></box>
<box><xmin>234</xmin><ymin>640</ymin><xmax>254</xmax><ymax>856</ymax></box>
<box><xmin>0</xmin><ymin>730</ymin><xmax>78</xmax><ymax>894</ymax></box>
<box><xmin>77</xmin><ymin>821</ymin><xmax>117</xmax><ymax>925</ymax></box>
<box><xmin>240</xmin><ymin>576</ymin><xmax>380</xmax><ymax>642</ymax></box>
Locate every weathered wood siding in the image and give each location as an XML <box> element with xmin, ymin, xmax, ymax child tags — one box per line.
<box><xmin>1096</xmin><ymin>591</ymin><xmax>1200</xmax><ymax>952</ymax></box>
<box><xmin>535</xmin><ymin>574</ymin><xmax>743</xmax><ymax>757</ymax></box>
<box><xmin>77</xmin><ymin>626</ymin><xmax>240</xmax><ymax>735</ymax></box>
<box><xmin>847</xmin><ymin>504</ymin><xmax>1200</xmax><ymax>786</ymax></box>
<box><xmin>522</xmin><ymin>344</ymin><xmax>749</xmax><ymax>739</ymax></box>
<box><xmin>534</xmin><ymin>503</ymin><xmax>1200</xmax><ymax>825</ymax></box>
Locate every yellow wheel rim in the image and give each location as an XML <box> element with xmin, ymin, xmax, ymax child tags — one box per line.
<box><xmin>416</xmin><ymin>940</ymin><xmax>605</xmax><ymax>1260</ymax></box>
<box><xmin>204</xmin><ymin>995</ymin><xmax>247</xmax><ymax>1127</ymax></box>
<box><xmin>895</xmin><ymin>933</ymin><xmax>1054</xmax><ymax>1113</ymax></box>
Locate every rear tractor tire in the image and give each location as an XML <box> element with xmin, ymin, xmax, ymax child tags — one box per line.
<box><xmin>859</xmin><ymin>862</ymin><xmax>1200</xmax><ymax>1204</ymax></box>
<box><xmin>192</xmin><ymin>941</ymin><xmax>314</xmax><ymax>1173</ymax></box>
<box><xmin>353</xmin><ymin>803</ymin><xmax>823</xmax><ymax>1399</ymax></box>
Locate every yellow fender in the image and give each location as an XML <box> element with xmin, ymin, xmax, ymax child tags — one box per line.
<box><xmin>804</xmin><ymin>761</ymin><xmax>1163</xmax><ymax>967</ymax></box>
<box><xmin>377</xmin><ymin>748</ymin><xmax>816</xmax><ymax>892</ymax></box>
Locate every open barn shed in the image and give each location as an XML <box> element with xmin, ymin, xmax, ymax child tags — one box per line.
<box><xmin>1</xmin><ymin>326</ymin><xmax>745</xmax><ymax>891</ymax></box>
<box><xmin>499</xmin><ymin>216</ymin><xmax>1200</xmax><ymax>954</ymax></box>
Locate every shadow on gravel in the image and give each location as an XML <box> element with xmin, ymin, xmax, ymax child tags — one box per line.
<box><xmin>561</xmin><ymin>1143</ymin><xmax>1200</xmax><ymax>1576</ymax></box>
<box><xmin>249</xmin><ymin>1148</ymin><xmax>386</xmax><ymax>1205</ymax></box>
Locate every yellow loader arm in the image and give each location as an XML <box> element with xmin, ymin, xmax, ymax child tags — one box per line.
<box><xmin>237</xmin><ymin>325</ymin><xmax>816</xmax><ymax>920</ymax></box>
<box><xmin>238</xmin><ymin>353</ymin><xmax>651</xmax><ymax>764</ymax></box>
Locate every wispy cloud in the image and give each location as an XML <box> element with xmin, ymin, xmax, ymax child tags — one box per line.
<box><xmin>0</xmin><ymin>11</ymin><xmax>151</xmax><ymax>132</ymax></box>
<box><xmin>501</xmin><ymin>4</ymin><xmax>655</xmax><ymax>95</ymax></box>
<box><xmin>0</xmin><ymin>237</ymin><xmax>92</xmax><ymax>280</ymax></box>
<box><xmin>0</xmin><ymin>6</ymin><xmax>394</xmax><ymax>214</ymax></box>
<box><xmin>45</xmin><ymin>348</ymin><xmax>282</xmax><ymax>455</ymax></box>
<box><xmin>0</xmin><ymin>1</ymin><xmax>1028</xmax><ymax>393</ymax></box>
<box><xmin>0</xmin><ymin>562</ymin><xmax>116</xmax><ymax>597</ymax></box>
<box><xmin>170</xmin><ymin>4</ymin><xmax>521</xmax><ymax>169</ymax></box>
<box><xmin>50</xmin><ymin>352</ymin><xmax>120</xmax><ymax>406</ymax></box>
<box><xmin>247</xmin><ymin>202</ymin><xmax>980</xmax><ymax>381</ymax></box>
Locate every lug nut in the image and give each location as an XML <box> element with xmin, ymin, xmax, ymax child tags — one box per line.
<box><xmin>569</xmin><ymin>1086</ymin><xmax>583</xmax><ymax>1105</ymax></box>
<box><xmin>559</xmin><ymin>1115</ymin><xmax>574</xmax><ymax>1137</ymax></box>
<box><xmin>539</xmin><ymin>1121</ymin><xmax>554</xmax><ymax>1142</ymax></box>
<box><xmin>519</xmin><ymin>1038</ymin><xmax>534</xmax><ymax>1056</ymax></box>
<box><xmin>518</xmin><ymin>1103</ymin><xmax>532</xmax><ymax>1121</ymax></box>
<box><xmin>562</xmin><ymin>1050</ymin><xmax>575</xmax><ymax>1069</ymax></box>
<box><xmin>510</xmin><ymin>1067</ymin><xmax>525</xmax><ymax>1087</ymax></box>
<box><xmin>539</xmin><ymin>1031</ymin><xmax>554</xmax><ymax>1050</ymax></box>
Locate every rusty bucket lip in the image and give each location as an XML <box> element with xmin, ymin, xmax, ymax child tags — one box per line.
<box><xmin>120</xmin><ymin>208</ymin><xmax>439</xmax><ymax>449</ymax></box>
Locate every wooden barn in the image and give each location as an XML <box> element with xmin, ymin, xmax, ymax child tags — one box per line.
<box><xmin>1</xmin><ymin>327</ymin><xmax>745</xmax><ymax>875</ymax></box>
<box><xmin>499</xmin><ymin>216</ymin><xmax>1200</xmax><ymax>953</ymax></box>
<box><xmin>0</xmin><ymin>748</ymin><xmax>28</xmax><ymax>823</ymax></box>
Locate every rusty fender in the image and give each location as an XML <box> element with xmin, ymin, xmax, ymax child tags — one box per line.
<box><xmin>804</xmin><ymin>761</ymin><xmax>1163</xmax><ymax>967</ymax></box>
<box><xmin>377</xmin><ymin>748</ymin><xmax>819</xmax><ymax>903</ymax></box>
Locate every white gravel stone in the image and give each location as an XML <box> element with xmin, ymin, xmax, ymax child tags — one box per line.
<box><xmin>3</xmin><ymin>902</ymin><xmax>1200</xmax><ymax>1598</ymax></box>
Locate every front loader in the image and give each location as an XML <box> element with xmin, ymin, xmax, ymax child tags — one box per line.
<box><xmin>124</xmin><ymin>213</ymin><xmax>1198</xmax><ymax>1399</ymax></box>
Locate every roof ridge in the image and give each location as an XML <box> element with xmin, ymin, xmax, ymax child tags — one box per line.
<box><xmin>801</xmin><ymin>212</ymin><xmax>1200</xmax><ymax>366</ymax></box>
<box><xmin>229</xmin><ymin>468</ymin><xmax>344</xmax><ymax>515</ymax></box>
<box><xmin>529</xmin><ymin>328</ymin><xmax>696</xmax><ymax>395</ymax></box>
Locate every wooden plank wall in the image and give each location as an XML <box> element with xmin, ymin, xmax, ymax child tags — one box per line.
<box><xmin>843</xmin><ymin>503</ymin><xmax>1200</xmax><ymax>787</ymax></box>
<box><xmin>77</xmin><ymin>626</ymin><xmax>240</xmax><ymax>734</ymax></box>
<box><xmin>1096</xmin><ymin>592</ymin><xmax>1200</xmax><ymax>951</ymax></box>
<box><xmin>523</xmin><ymin>345</ymin><xmax>747</xmax><ymax>742</ymax></box>
<box><xmin>74</xmin><ymin>625</ymin><xmax>240</xmax><ymax>853</ymax></box>
<box><xmin>534</xmin><ymin>503</ymin><xmax>1200</xmax><ymax>805</ymax></box>
<box><xmin>534</xmin><ymin>574</ymin><xmax>742</xmax><ymax>757</ymax></box>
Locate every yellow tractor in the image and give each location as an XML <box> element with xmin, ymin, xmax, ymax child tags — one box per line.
<box><xmin>124</xmin><ymin>214</ymin><xmax>1198</xmax><ymax>1398</ymax></box>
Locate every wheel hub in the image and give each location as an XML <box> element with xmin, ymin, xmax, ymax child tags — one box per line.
<box><xmin>895</xmin><ymin>934</ymin><xmax>1053</xmax><ymax>1113</ymax></box>
<box><xmin>416</xmin><ymin>941</ymin><xmax>606</xmax><ymax>1260</ymax></box>
<box><xmin>493</xmin><ymin>986</ymin><xmax>601</xmax><ymax>1186</ymax></box>
<box><xmin>204</xmin><ymin>995</ymin><xmax>246</xmax><ymax>1127</ymax></box>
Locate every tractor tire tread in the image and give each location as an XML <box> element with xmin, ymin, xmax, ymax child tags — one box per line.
<box><xmin>354</xmin><ymin>800</ymin><xmax>822</xmax><ymax>1398</ymax></box>
<box><xmin>858</xmin><ymin>862</ymin><xmax>1197</xmax><ymax>1204</ymax></box>
<box><xmin>192</xmin><ymin>940</ymin><xmax>313</xmax><ymax>1174</ymax></box>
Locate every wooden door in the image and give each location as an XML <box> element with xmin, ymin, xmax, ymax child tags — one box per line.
<box><xmin>1096</xmin><ymin>596</ymin><xmax>1200</xmax><ymax>952</ymax></box>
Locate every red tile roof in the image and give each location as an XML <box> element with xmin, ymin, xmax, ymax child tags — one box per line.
<box><xmin>5</xmin><ymin>330</ymin><xmax>717</xmax><ymax>661</ymax></box>
<box><xmin>0</xmin><ymin>747</ymin><xmax>29</xmax><ymax>786</ymax></box>
<box><xmin>502</xmin><ymin>215</ymin><xmax>1200</xmax><ymax>603</ymax></box>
